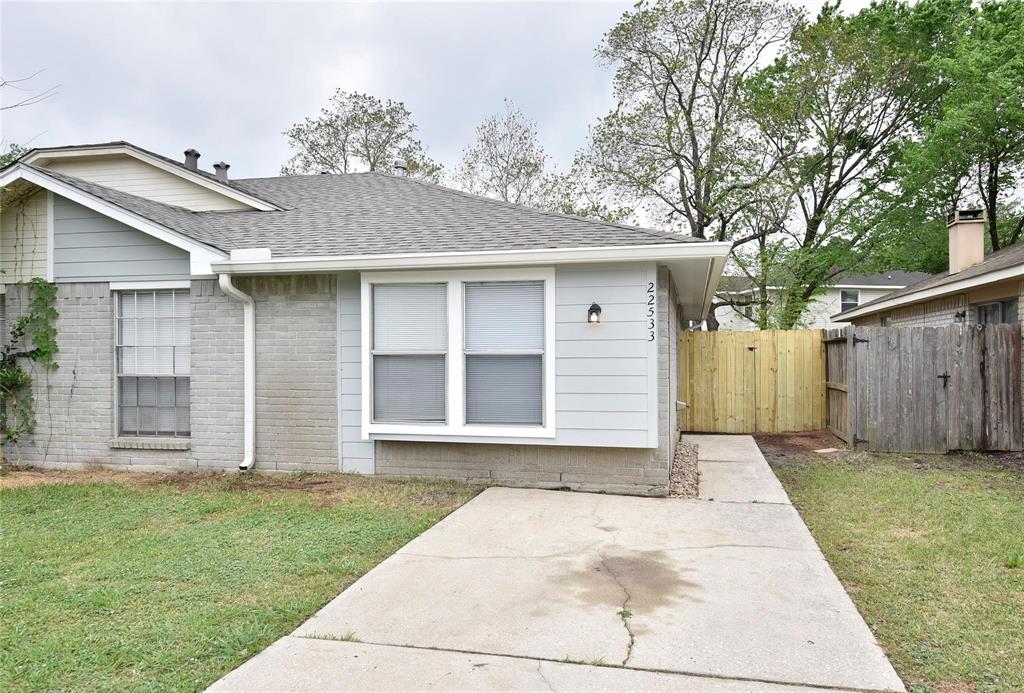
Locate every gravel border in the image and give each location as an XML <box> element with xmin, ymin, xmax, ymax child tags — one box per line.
<box><xmin>669</xmin><ymin>435</ymin><xmax>699</xmax><ymax>497</ymax></box>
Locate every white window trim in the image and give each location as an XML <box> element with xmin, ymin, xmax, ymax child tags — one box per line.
<box><xmin>361</xmin><ymin>267</ymin><xmax>556</xmax><ymax>439</ymax></box>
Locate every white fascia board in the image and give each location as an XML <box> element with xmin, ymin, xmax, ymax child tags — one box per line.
<box><xmin>21</xmin><ymin>145</ymin><xmax>280</xmax><ymax>211</ymax></box>
<box><xmin>834</xmin><ymin>264</ymin><xmax>1024</xmax><ymax>321</ymax></box>
<box><xmin>211</xmin><ymin>241</ymin><xmax>733</xmax><ymax>276</ymax></box>
<box><xmin>1</xmin><ymin>164</ymin><xmax>228</xmax><ymax>277</ymax></box>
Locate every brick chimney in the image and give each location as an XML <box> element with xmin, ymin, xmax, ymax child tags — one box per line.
<box><xmin>947</xmin><ymin>209</ymin><xmax>985</xmax><ymax>274</ymax></box>
<box><xmin>213</xmin><ymin>161</ymin><xmax>230</xmax><ymax>182</ymax></box>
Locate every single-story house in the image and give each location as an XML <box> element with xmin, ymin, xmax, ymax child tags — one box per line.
<box><xmin>0</xmin><ymin>141</ymin><xmax>730</xmax><ymax>495</ymax></box>
<box><xmin>834</xmin><ymin>210</ymin><xmax>1023</xmax><ymax>327</ymax></box>
<box><xmin>716</xmin><ymin>270</ymin><xmax>932</xmax><ymax>330</ymax></box>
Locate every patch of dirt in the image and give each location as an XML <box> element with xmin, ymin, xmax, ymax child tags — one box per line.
<box><xmin>669</xmin><ymin>436</ymin><xmax>698</xmax><ymax>497</ymax></box>
<box><xmin>0</xmin><ymin>465</ymin><xmax>476</xmax><ymax>508</ymax></box>
<box><xmin>755</xmin><ymin>431</ymin><xmax>1024</xmax><ymax>477</ymax></box>
<box><xmin>755</xmin><ymin>430</ymin><xmax>844</xmax><ymax>460</ymax></box>
<box><xmin>933</xmin><ymin>681</ymin><xmax>977</xmax><ymax>693</ymax></box>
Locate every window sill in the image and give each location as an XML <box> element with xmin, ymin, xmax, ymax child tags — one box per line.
<box><xmin>110</xmin><ymin>437</ymin><xmax>192</xmax><ymax>451</ymax></box>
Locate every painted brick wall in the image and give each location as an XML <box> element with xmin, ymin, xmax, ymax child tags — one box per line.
<box><xmin>2</xmin><ymin>282</ymin><xmax>195</xmax><ymax>469</ymax></box>
<box><xmin>190</xmin><ymin>279</ymin><xmax>244</xmax><ymax>468</ymax></box>
<box><xmin>375</xmin><ymin>265</ymin><xmax>677</xmax><ymax>495</ymax></box>
<box><xmin>240</xmin><ymin>275</ymin><xmax>338</xmax><ymax>472</ymax></box>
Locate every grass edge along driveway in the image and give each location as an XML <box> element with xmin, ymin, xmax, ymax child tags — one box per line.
<box><xmin>0</xmin><ymin>470</ymin><xmax>478</xmax><ymax>692</ymax></box>
<box><xmin>764</xmin><ymin>441</ymin><xmax>1024</xmax><ymax>693</ymax></box>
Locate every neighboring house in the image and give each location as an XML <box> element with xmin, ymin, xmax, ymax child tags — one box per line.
<box><xmin>835</xmin><ymin>210</ymin><xmax>1023</xmax><ymax>328</ymax></box>
<box><xmin>0</xmin><ymin>141</ymin><xmax>730</xmax><ymax>495</ymax></box>
<box><xmin>715</xmin><ymin>271</ymin><xmax>932</xmax><ymax>330</ymax></box>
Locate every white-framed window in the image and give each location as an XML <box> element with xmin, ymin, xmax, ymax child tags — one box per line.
<box><xmin>116</xmin><ymin>289</ymin><xmax>190</xmax><ymax>437</ymax></box>
<box><xmin>362</xmin><ymin>268</ymin><xmax>556</xmax><ymax>439</ymax></box>
<box><xmin>840</xmin><ymin>289</ymin><xmax>860</xmax><ymax>312</ymax></box>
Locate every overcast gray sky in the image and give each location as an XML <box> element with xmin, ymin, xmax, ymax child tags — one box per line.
<box><xmin>1</xmin><ymin>1</ymin><xmax>858</xmax><ymax>180</ymax></box>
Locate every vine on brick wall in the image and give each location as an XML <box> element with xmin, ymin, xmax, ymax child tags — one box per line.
<box><xmin>1</xmin><ymin>277</ymin><xmax>59</xmax><ymax>463</ymax></box>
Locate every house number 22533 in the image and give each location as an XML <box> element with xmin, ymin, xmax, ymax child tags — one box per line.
<box><xmin>646</xmin><ymin>281</ymin><xmax>655</xmax><ymax>341</ymax></box>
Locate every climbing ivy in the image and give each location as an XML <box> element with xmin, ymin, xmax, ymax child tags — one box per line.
<box><xmin>0</xmin><ymin>277</ymin><xmax>59</xmax><ymax>461</ymax></box>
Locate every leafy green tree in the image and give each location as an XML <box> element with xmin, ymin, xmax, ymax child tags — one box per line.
<box><xmin>587</xmin><ymin>0</ymin><xmax>800</xmax><ymax>240</ymax></box>
<box><xmin>746</xmin><ymin>0</ymin><xmax>969</xmax><ymax>327</ymax></box>
<box><xmin>899</xmin><ymin>0</ymin><xmax>1024</xmax><ymax>251</ymax></box>
<box><xmin>282</xmin><ymin>90</ymin><xmax>442</xmax><ymax>182</ymax></box>
<box><xmin>0</xmin><ymin>143</ymin><xmax>27</xmax><ymax>169</ymax></box>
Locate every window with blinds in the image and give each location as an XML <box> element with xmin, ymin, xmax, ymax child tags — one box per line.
<box><xmin>464</xmin><ymin>281</ymin><xmax>544</xmax><ymax>425</ymax></box>
<box><xmin>116</xmin><ymin>290</ymin><xmax>190</xmax><ymax>437</ymax></box>
<box><xmin>371</xmin><ymin>283</ymin><xmax>447</xmax><ymax>422</ymax></box>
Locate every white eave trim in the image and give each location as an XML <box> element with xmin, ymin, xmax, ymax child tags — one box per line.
<box><xmin>21</xmin><ymin>144</ymin><xmax>280</xmax><ymax>211</ymax></box>
<box><xmin>211</xmin><ymin>242</ymin><xmax>733</xmax><ymax>275</ymax></box>
<box><xmin>0</xmin><ymin>164</ymin><xmax>227</xmax><ymax>275</ymax></box>
<box><xmin>834</xmin><ymin>264</ymin><xmax>1024</xmax><ymax>321</ymax></box>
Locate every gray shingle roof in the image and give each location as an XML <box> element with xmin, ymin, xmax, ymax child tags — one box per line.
<box><xmin>31</xmin><ymin>166</ymin><xmax>701</xmax><ymax>258</ymax></box>
<box><xmin>836</xmin><ymin>241</ymin><xmax>1024</xmax><ymax>317</ymax></box>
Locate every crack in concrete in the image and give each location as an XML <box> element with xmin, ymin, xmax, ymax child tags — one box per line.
<box><xmin>595</xmin><ymin>550</ymin><xmax>636</xmax><ymax>667</ymax></box>
<box><xmin>535</xmin><ymin>661</ymin><xmax>557</xmax><ymax>692</ymax></box>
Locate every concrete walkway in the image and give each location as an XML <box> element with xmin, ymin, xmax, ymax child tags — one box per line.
<box><xmin>209</xmin><ymin>435</ymin><xmax>905</xmax><ymax>693</ymax></box>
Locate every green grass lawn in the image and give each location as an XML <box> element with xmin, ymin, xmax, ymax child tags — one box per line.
<box><xmin>764</xmin><ymin>440</ymin><xmax>1024</xmax><ymax>693</ymax></box>
<box><xmin>0</xmin><ymin>470</ymin><xmax>477</xmax><ymax>692</ymax></box>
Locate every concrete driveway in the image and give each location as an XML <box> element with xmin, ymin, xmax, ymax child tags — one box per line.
<box><xmin>209</xmin><ymin>435</ymin><xmax>904</xmax><ymax>692</ymax></box>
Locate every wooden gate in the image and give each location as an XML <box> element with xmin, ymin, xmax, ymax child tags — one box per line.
<box><xmin>678</xmin><ymin>330</ymin><xmax>826</xmax><ymax>433</ymax></box>
<box><xmin>825</xmin><ymin>324</ymin><xmax>1023</xmax><ymax>452</ymax></box>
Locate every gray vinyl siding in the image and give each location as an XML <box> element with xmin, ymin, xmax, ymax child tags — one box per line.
<box><xmin>339</xmin><ymin>272</ymin><xmax>375</xmax><ymax>472</ymax></box>
<box><xmin>552</xmin><ymin>263</ymin><xmax>657</xmax><ymax>447</ymax></box>
<box><xmin>52</xmin><ymin>195</ymin><xmax>189</xmax><ymax>282</ymax></box>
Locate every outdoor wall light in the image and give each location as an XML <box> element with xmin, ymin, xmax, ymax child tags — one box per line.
<box><xmin>954</xmin><ymin>310</ymin><xmax>967</xmax><ymax>323</ymax></box>
<box><xmin>588</xmin><ymin>303</ymin><xmax>602</xmax><ymax>324</ymax></box>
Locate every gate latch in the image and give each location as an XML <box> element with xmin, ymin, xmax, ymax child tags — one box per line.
<box><xmin>937</xmin><ymin>371</ymin><xmax>950</xmax><ymax>389</ymax></box>
<box><xmin>852</xmin><ymin>334</ymin><xmax>870</xmax><ymax>345</ymax></box>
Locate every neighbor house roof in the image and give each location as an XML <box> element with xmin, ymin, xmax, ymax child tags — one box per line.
<box><xmin>718</xmin><ymin>270</ymin><xmax>932</xmax><ymax>293</ymax></box>
<box><xmin>18</xmin><ymin>165</ymin><xmax>699</xmax><ymax>258</ymax></box>
<box><xmin>834</xmin><ymin>241</ymin><xmax>1024</xmax><ymax>320</ymax></box>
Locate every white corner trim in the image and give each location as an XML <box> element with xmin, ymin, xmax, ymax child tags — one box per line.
<box><xmin>646</xmin><ymin>264</ymin><xmax>659</xmax><ymax>448</ymax></box>
<box><xmin>21</xmin><ymin>144</ymin><xmax>280</xmax><ymax>211</ymax></box>
<box><xmin>835</xmin><ymin>264</ymin><xmax>1024</xmax><ymax>321</ymax></box>
<box><xmin>1</xmin><ymin>165</ymin><xmax>228</xmax><ymax>278</ymax></box>
<box><xmin>109</xmin><ymin>280</ymin><xmax>191</xmax><ymax>290</ymax></box>
<box><xmin>45</xmin><ymin>191</ymin><xmax>55</xmax><ymax>282</ymax></box>
<box><xmin>360</xmin><ymin>266</ymin><xmax>558</xmax><ymax>441</ymax></box>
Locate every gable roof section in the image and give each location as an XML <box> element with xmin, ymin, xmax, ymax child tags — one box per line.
<box><xmin>15</xmin><ymin>141</ymin><xmax>282</xmax><ymax>212</ymax></box>
<box><xmin>0</xmin><ymin>163</ymin><xmax>228</xmax><ymax>262</ymax></box>
<box><xmin>835</xmin><ymin>241</ymin><xmax>1024</xmax><ymax>320</ymax></box>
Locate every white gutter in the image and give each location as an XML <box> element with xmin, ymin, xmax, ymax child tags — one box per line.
<box><xmin>218</xmin><ymin>274</ymin><xmax>256</xmax><ymax>471</ymax></box>
<box><xmin>209</xmin><ymin>242</ymin><xmax>733</xmax><ymax>275</ymax></box>
<box><xmin>834</xmin><ymin>263</ymin><xmax>1024</xmax><ymax>321</ymax></box>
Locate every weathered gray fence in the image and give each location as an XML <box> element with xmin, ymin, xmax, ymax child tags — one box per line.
<box><xmin>824</xmin><ymin>324</ymin><xmax>1023</xmax><ymax>453</ymax></box>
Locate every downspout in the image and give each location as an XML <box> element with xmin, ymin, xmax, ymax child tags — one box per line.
<box><xmin>218</xmin><ymin>274</ymin><xmax>256</xmax><ymax>471</ymax></box>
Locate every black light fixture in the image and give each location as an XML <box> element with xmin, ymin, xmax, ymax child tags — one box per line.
<box><xmin>954</xmin><ymin>310</ymin><xmax>967</xmax><ymax>323</ymax></box>
<box><xmin>588</xmin><ymin>302</ymin><xmax>602</xmax><ymax>324</ymax></box>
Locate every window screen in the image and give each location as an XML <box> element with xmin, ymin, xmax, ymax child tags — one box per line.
<box><xmin>117</xmin><ymin>290</ymin><xmax>190</xmax><ymax>436</ymax></box>
<box><xmin>464</xmin><ymin>281</ymin><xmax>544</xmax><ymax>425</ymax></box>
<box><xmin>372</xmin><ymin>283</ymin><xmax>447</xmax><ymax>422</ymax></box>
<box><xmin>840</xmin><ymin>289</ymin><xmax>859</xmax><ymax>312</ymax></box>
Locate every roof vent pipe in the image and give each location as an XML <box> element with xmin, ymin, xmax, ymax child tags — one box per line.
<box><xmin>213</xmin><ymin>161</ymin><xmax>230</xmax><ymax>182</ymax></box>
<box><xmin>393</xmin><ymin>159</ymin><xmax>408</xmax><ymax>177</ymax></box>
<box><xmin>184</xmin><ymin>148</ymin><xmax>200</xmax><ymax>170</ymax></box>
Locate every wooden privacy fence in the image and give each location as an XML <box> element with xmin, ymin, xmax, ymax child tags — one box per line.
<box><xmin>825</xmin><ymin>324</ymin><xmax>1023</xmax><ymax>453</ymax></box>
<box><xmin>678</xmin><ymin>330</ymin><xmax>826</xmax><ymax>433</ymax></box>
